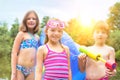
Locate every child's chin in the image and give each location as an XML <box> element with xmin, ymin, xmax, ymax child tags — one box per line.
<box><xmin>51</xmin><ymin>40</ymin><xmax>59</xmax><ymax>43</ymax></box>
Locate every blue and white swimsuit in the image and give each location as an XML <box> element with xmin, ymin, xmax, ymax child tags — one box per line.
<box><xmin>17</xmin><ymin>35</ymin><xmax>39</xmax><ymax>76</ymax></box>
<box><xmin>20</xmin><ymin>38</ymin><xmax>39</xmax><ymax>49</ymax></box>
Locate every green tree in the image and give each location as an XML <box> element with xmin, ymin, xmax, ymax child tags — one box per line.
<box><xmin>40</xmin><ymin>16</ymin><xmax>50</xmax><ymax>28</ymax></box>
<box><xmin>0</xmin><ymin>23</ymin><xmax>11</xmax><ymax>78</ymax></box>
<box><xmin>65</xmin><ymin>18</ymin><xmax>81</xmax><ymax>41</ymax></box>
<box><xmin>107</xmin><ymin>2</ymin><xmax>120</xmax><ymax>30</ymax></box>
<box><xmin>107</xmin><ymin>2</ymin><xmax>120</xmax><ymax>79</ymax></box>
<box><xmin>65</xmin><ymin>18</ymin><xmax>94</xmax><ymax>46</ymax></box>
<box><xmin>0</xmin><ymin>18</ymin><xmax>19</xmax><ymax>79</ymax></box>
<box><xmin>107</xmin><ymin>30</ymin><xmax>120</xmax><ymax>80</ymax></box>
<box><xmin>38</xmin><ymin>16</ymin><xmax>50</xmax><ymax>35</ymax></box>
<box><xmin>10</xmin><ymin>18</ymin><xmax>19</xmax><ymax>39</ymax></box>
<box><xmin>108</xmin><ymin>30</ymin><xmax>120</xmax><ymax>52</ymax></box>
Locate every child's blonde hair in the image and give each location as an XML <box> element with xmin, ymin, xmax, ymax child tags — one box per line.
<box><xmin>19</xmin><ymin>10</ymin><xmax>40</xmax><ymax>34</ymax></box>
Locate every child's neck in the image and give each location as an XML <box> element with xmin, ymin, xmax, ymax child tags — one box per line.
<box><xmin>94</xmin><ymin>43</ymin><xmax>105</xmax><ymax>47</ymax></box>
<box><xmin>47</xmin><ymin>41</ymin><xmax>60</xmax><ymax>47</ymax></box>
<box><xmin>28</xmin><ymin>29</ymin><xmax>34</xmax><ymax>34</ymax></box>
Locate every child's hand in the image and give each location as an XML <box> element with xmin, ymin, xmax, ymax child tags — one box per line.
<box><xmin>106</xmin><ymin>68</ymin><xmax>116</xmax><ymax>77</ymax></box>
<box><xmin>78</xmin><ymin>53</ymin><xmax>87</xmax><ymax>65</ymax></box>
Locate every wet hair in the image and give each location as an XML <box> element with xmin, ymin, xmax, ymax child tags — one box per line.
<box><xmin>93</xmin><ymin>21</ymin><xmax>110</xmax><ymax>35</ymax></box>
<box><xmin>19</xmin><ymin>10</ymin><xmax>40</xmax><ymax>34</ymax></box>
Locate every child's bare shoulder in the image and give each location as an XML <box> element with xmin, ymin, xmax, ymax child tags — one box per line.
<box><xmin>62</xmin><ymin>44</ymin><xmax>69</xmax><ymax>50</ymax></box>
<box><xmin>17</xmin><ymin>31</ymin><xmax>24</xmax><ymax>36</ymax></box>
<box><xmin>15</xmin><ymin>31</ymin><xmax>25</xmax><ymax>40</ymax></box>
<box><xmin>38</xmin><ymin>45</ymin><xmax>46</xmax><ymax>52</ymax></box>
<box><xmin>105</xmin><ymin>45</ymin><xmax>115</xmax><ymax>52</ymax></box>
<box><xmin>62</xmin><ymin>44</ymin><xmax>70</xmax><ymax>56</ymax></box>
<box><xmin>106</xmin><ymin>45</ymin><xmax>114</xmax><ymax>49</ymax></box>
<box><xmin>35</xmin><ymin>34</ymin><xmax>39</xmax><ymax>40</ymax></box>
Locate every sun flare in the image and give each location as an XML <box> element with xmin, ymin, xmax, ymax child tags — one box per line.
<box><xmin>78</xmin><ymin>16</ymin><xmax>93</xmax><ymax>28</ymax></box>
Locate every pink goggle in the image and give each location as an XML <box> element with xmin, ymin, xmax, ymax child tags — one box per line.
<box><xmin>46</xmin><ymin>19</ymin><xmax>65</xmax><ymax>28</ymax></box>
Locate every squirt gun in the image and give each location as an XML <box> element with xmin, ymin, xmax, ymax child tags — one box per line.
<box><xmin>79</xmin><ymin>47</ymin><xmax>117</xmax><ymax>71</ymax></box>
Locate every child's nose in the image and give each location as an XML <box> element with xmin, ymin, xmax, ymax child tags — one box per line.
<box><xmin>54</xmin><ymin>31</ymin><xmax>60</xmax><ymax>35</ymax></box>
<box><xmin>54</xmin><ymin>31</ymin><xmax>58</xmax><ymax>34</ymax></box>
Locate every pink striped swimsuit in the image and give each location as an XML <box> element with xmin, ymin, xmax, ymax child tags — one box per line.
<box><xmin>44</xmin><ymin>44</ymin><xmax>69</xmax><ymax>80</ymax></box>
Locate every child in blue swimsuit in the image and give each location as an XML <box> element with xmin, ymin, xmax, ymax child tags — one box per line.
<box><xmin>11</xmin><ymin>10</ymin><xmax>40</xmax><ymax>80</ymax></box>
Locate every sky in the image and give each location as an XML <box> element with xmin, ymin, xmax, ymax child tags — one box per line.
<box><xmin>0</xmin><ymin>0</ymin><xmax>119</xmax><ymax>29</ymax></box>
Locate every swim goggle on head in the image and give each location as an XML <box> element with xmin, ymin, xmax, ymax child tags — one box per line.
<box><xmin>46</xmin><ymin>19</ymin><xmax>65</xmax><ymax>29</ymax></box>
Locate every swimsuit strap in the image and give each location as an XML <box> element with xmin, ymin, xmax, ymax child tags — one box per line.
<box><xmin>46</xmin><ymin>44</ymin><xmax>66</xmax><ymax>53</ymax></box>
<box><xmin>46</xmin><ymin>44</ymin><xmax>50</xmax><ymax>52</ymax></box>
<box><xmin>28</xmin><ymin>32</ymin><xmax>35</xmax><ymax>39</ymax></box>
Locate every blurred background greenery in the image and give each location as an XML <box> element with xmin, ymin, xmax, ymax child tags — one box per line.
<box><xmin>0</xmin><ymin>2</ymin><xmax>120</xmax><ymax>80</ymax></box>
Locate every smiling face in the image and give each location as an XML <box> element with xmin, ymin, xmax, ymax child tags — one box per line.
<box><xmin>46</xmin><ymin>26</ymin><xmax>63</xmax><ymax>43</ymax></box>
<box><xmin>45</xmin><ymin>19</ymin><xmax>64</xmax><ymax>43</ymax></box>
<box><xmin>19</xmin><ymin>10</ymin><xmax>39</xmax><ymax>33</ymax></box>
<box><xmin>26</xmin><ymin>12</ymin><xmax>37</xmax><ymax>30</ymax></box>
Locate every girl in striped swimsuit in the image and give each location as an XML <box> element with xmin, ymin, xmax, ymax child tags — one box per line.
<box><xmin>35</xmin><ymin>18</ymin><xmax>72</xmax><ymax>80</ymax></box>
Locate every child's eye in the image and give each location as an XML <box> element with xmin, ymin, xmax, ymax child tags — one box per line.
<box><xmin>102</xmin><ymin>32</ymin><xmax>105</xmax><ymax>34</ymax></box>
<box><xmin>33</xmin><ymin>18</ymin><xmax>37</xmax><ymax>20</ymax></box>
<box><xmin>27</xmin><ymin>18</ymin><xmax>37</xmax><ymax>20</ymax></box>
<box><xmin>96</xmin><ymin>30</ymin><xmax>106</xmax><ymax>34</ymax></box>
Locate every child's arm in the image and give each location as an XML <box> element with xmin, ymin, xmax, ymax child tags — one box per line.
<box><xmin>78</xmin><ymin>53</ymin><xmax>87</xmax><ymax>72</ymax></box>
<box><xmin>106</xmin><ymin>47</ymin><xmax>117</xmax><ymax>77</ymax></box>
<box><xmin>65</xmin><ymin>46</ymin><xmax>72</xmax><ymax>80</ymax></box>
<box><xmin>11</xmin><ymin>32</ymin><xmax>23</xmax><ymax>80</ymax></box>
<box><xmin>35</xmin><ymin>46</ymin><xmax>44</xmax><ymax>80</ymax></box>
